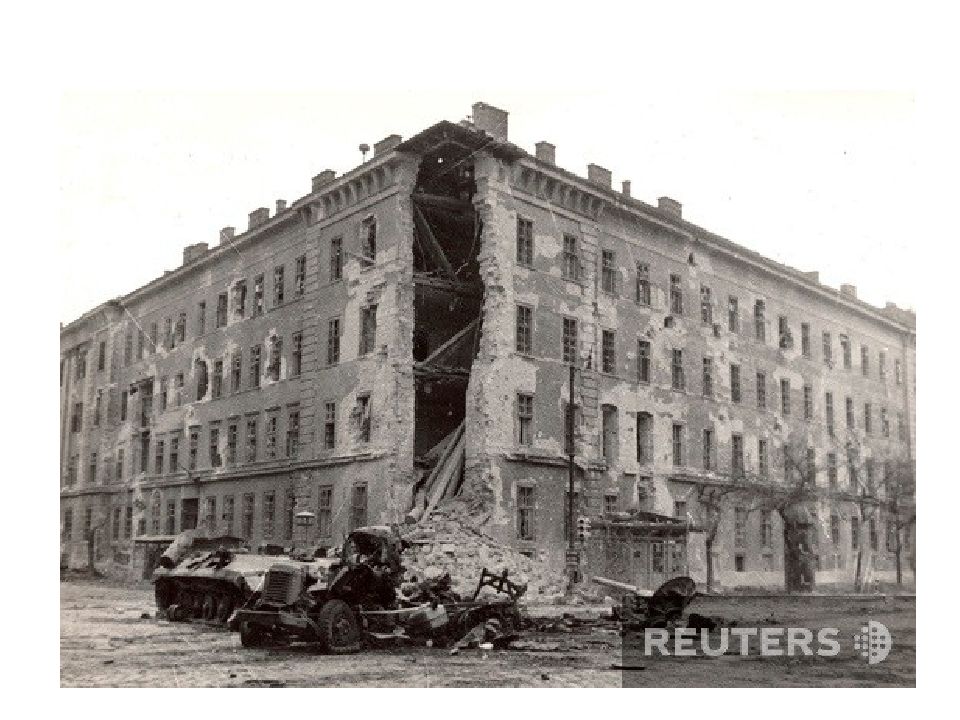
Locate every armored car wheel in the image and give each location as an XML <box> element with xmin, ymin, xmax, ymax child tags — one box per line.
<box><xmin>317</xmin><ymin>599</ymin><xmax>363</xmax><ymax>654</ymax></box>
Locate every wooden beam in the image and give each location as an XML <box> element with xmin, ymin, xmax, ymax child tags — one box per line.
<box><xmin>413</xmin><ymin>274</ymin><xmax>482</xmax><ymax>296</ymax></box>
<box><xmin>413</xmin><ymin>192</ymin><xmax>473</xmax><ymax>214</ymax></box>
<box><xmin>413</xmin><ymin>204</ymin><xmax>457</xmax><ymax>281</ymax></box>
<box><xmin>419</xmin><ymin>318</ymin><xmax>479</xmax><ymax>366</ymax></box>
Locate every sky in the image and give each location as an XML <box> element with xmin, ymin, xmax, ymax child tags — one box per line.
<box><xmin>58</xmin><ymin>89</ymin><xmax>918</xmax><ymax>324</ymax></box>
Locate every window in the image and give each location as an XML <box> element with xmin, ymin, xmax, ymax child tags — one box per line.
<box><xmin>730</xmin><ymin>364</ymin><xmax>741</xmax><ymax>403</ymax></box>
<box><xmin>776</xmin><ymin>316</ymin><xmax>791</xmax><ymax>350</ymax></box>
<box><xmin>286</xmin><ymin>406</ymin><xmax>300</xmax><ymax>457</ymax></box>
<box><xmin>734</xmin><ymin>507</ymin><xmax>747</xmax><ymax>548</ymax></box>
<box><xmin>604</xmin><ymin>494</ymin><xmax>619</xmax><ymax>515</ymax></box>
<box><xmin>249</xmin><ymin>345</ymin><xmax>261</xmax><ymax>388</ymax></box>
<box><xmin>517</xmin><ymin>486</ymin><xmax>535</xmax><ymax>540</ymax></box>
<box><xmin>601</xmin><ymin>330</ymin><xmax>616</xmax><ymax>374</ymax></box>
<box><xmin>291</xmin><ymin>332</ymin><xmax>302</xmax><ymax>377</ymax></box>
<box><xmin>216</xmin><ymin>293</ymin><xmax>228</xmax><ymax>328</ymax></box>
<box><xmin>515</xmin><ymin>305</ymin><xmax>533</xmax><ymax>354</ymax></box>
<box><xmin>851</xmin><ymin>516</ymin><xmax>860</xmax><ymax>550</ymax></box>
<box><xmin>671</xmin><ymin>349</ymin><xmax>685</xmax><ymax>391</ymax></box>
<box><xmin>71</xmin><ymin>402</ymin><xmax>83</xmax><ymax>432</ymax></box>
<box><xmin>801</xmin><ymin>323</ymin><xmax>811</xmax><ymax>358</ymax></box>
<box><xmin>66</xmin><ymin>455</ymin><xmax>78</xmax><ymax>486</ymax></box>
<box><xmin>124</xmin><ymin>506</ymin><xmax>133</xmax><ymax>538</ymax></box>
<box><xmin>847</xmin><ymin>447</ymin><xmax>859</xmax><ymax>488</ymax></box>
<box><xmin>732</xmin><ymin>434</ymin><xmax>744</xmax><ymax>476</ymax></box>
<box><xmin>97</xmin><ymin>340</ymin><xmax>106</xmax><ymax>371</ymax></box>
<box><xmin>355</xmin><ymin>394</ymin><xmax>372</xmax><ymax>443</ymax></box>
<box><xmin>636</xmin><ymin>263</ymin><xmax>651</xmax><ymax>305</ymax></box>
<box><xmin>209</xmin><ymin>425</ymin><xmax>221</xmax><ymax>467</ymax></box>
<box><xmin>195</xmin><ymin>359</ymin><xmax>208</xmax><ymax>401</ymax></box>
<box><xmin>895</xmin><ymin>359</ymin><xmax>902</xmax><ymax>385</ymax></box>
<box><xmin>602</xmin><ymin>250</ymin><xmax>617</xmax><ymax>294</ymax></box>
<box><xmin>864</xmin><ymin>402</ymin><xmax>872</xmax><ymax>434</ymax></box>
<box><xmin>188</xmin><ymin>427</ymin><xmax>199</xmax><ymax>470</ymax></box>
<box><xmin>124</xmin><ymin>331</ymin><xmax>133</xmax><ymax>365</ymax></box>
<box><xmin>327</xmin><ymin>317</ymin><xmax>341</xmax><ymax>365</ymax></box>
<box><xmin>350</xmin><ymin>484</ymin><xmax>368</xmax><ymax>531</ymax></box>
<box><xmin>116</xmin><ymin>449</ymin><xmax>124</xmax><ymax>481</ymax></box>
<box><xmin>761</xmin><ymin>511</ymin><xmax>773</xmax><ymax>547</ymax></box>
<box><xmin>241</xmin><ymin>493</ymin><xmax>255</xmax><ymax>539</ymax></box>
<box><xmin>562</xmin><ymin>234</ymin><xmax>580</xmax><ymax>281</ymax></box>
<box><xmin>294</xmin><ymin>255</ymin><xmax>306</xmax><ymax>297</ymax></box>
<box><xmin>168</xmin><ymin>433</ymin><xmax>180</xmax><ymax>473</ymax></box>
<box><xmin>879</xmin><ymin>351</ymin><xmax>887</xmax><ymax>381</ymax></box>
<box><xmin>273</xmin><ymin>265</ymin><xmax>285</xmax><ymax>306</ymax></box>
<box><xmin>245</xmin><ymin>417</ymin><xmax>258</xmax><ymax>462</ymax></box>
<box><xmin>827</xmin><ymin>452</ymin><xmax>837</xmax><ymax>488</ymax></box>
<box><xmin>840</xmin><ymin>334</ymin><xmax>851</xmax><ymax>369</ymax></box>
<box><xmin>830</xmin><ymin>514</ymin><xmax>841</xmax><ymax>546</ymax></box>
<box><xmin>137</xmin><ymin>329</ymin><xmax>145</xmax><ymax>360</ymax></box>
<box><xmin>865</xmin><ymin>458</ymin><xmax>875</xmax><ymax>492</ymax></box>
<box><xmin>636</xmin><ymin>412</ymin><xmax>653</xmax><ymax>465</ymax></box>
<box><xmin>93</xmin><ymin>390</ymin><xmax>102</xmax><ymax>426</ymax></box>
<box><xmin>265</xmin><ymin>413</ymin><xmax>278</xmax><ymax>459</ymax></box>
<box><xmin>702</xmin><ymin>428</ymin><xmax>714</xmax><ymax>471</ymax></box>
<box><xmin>317</xmin><ymin>485</ymin><xmax>333</xmax><ymax>538</ymax></box>
<box><xmin>674</xmin><ymin>501</ymin><xmax>688</xmax><ymax>522</ymax></box>
<box><xmin>267</xmin><ymin>336</ymin><xmax>282</xmax><ymax>381</ymax></box>
<box><xmin>700</xmin><ymin>286</ymin><xmax>713</xmax><ymax>325</ymax></box>
<box><xmin>88</xmin><ymin>452</ymin><xmax>98</xmax><ymax>484</ymax></box>
<box><xmin>231</xmin><ymin>352</ymin><xmax>242</xmax><ymax>392</ymax></box>
<box><xmin>669</xmin><ymin>274</ymin><xmax>683</xmax><ymax>314</ymax></box>
<box><xmin>780</xmin><ymin>378</ymin><xmax>790</xmax><ymax>416</ymax></box>
<box><xmin>262</xmin><ymin>491</ymin><xmax>276</xmax><ymax>539</ymax></box>
<box><xmin>702</xmin><ymin>357</ymin><xmax>713</xmax><ymax>397</ymax></box>
<box><xmin>601</xmin><ymin>404</ymin><xmax>618</xmax><ymax>461</ymax></box>
<box><xmin>843</xmin><ymin>396</ymin><xmax>854</xmax><ymax>429</ymax></box>
<box><xmin>174</xmin><ymin>373</ymin><xmax>184</xmax><ymax>406</ymax></box>
<box><xmin>176</xmin><ymin>312</ymin><xmax>186</xmax><ymax>344</ymax></box>
<box><xmin>898</xmin><ymin>412</ymin><xmax>906</xmax><ymax>441</ymax></box>
<box><xmin>671</xmin><ymin>423</ymin><xmax>684</xmax><ymax>466</ymax></box>
<box><xmin>204</xmin><ymin>497</ymin><xmax>216</xmax><ymax>533</ymax></box>
<box><xmin>149</xmin><ymin>323</ymin><xmax>158</xmax><ymax>353</ymax></box>
<box><xmin>825</xmin><ymin>392</ymin><xmax>835</xmax><ymax>436</ymax></box>
<box><xmin>758</xmin><ymin>439</ymin><xmax>768</xmax><ymax>477</ymax></box>
<box><xmin>212</xmin><ymin>360</ymin><xmax>223</xmax><ymax>399</ymax></box>
<box><xmin>516</xmin><ymin>218</ymin><xmax>534</xmax><ymax>267</ymax></box>
<box><xmin>637</xmin><ymin>340</ymin><xmax>650</xmax><ymax>383</ymax></box>
<box><xmin>63</xmin><ymin>508</ymin><xmax>74</xmax><ymax>540</ymax></box>
<box><xmin>562</xmin><ymin>317</ymin><xmax>578</xmax><ymax>365</ymax></box>
<box><xmin>822</xmin><ymin>331</ymin><xmax>833</xmax><ymax>365</ymax></box>
<box><xmin>195</xmin><ymin>302</ymin><xmax>206</xmax><ymax>338</ymax></box>
<box><xmin>754</xmin><ymin>300</ymin><xmax>765</xmax><ymax>341</ymax></box>
<box><xmin>253</xmin><ymin>274</ymin><xmax>264</xmax><ymax>316</ymax></box>
<box><xmin>861</xmin><ymin>345</ymin><xmax>870</xmax><ymax>376</ymax></box>
<box><xmin>154</xmin><ymin>439</ymin><xmax>164</xmax><ymax>474</ymax></box>
<box><xmin>359</xmin><ymin>305</ymin><xmax>378</xmax><ymax>355</ymax></box>
<box><xmin>216</xmin><ymin>495</ymin><xmax>232</xmax><ymax>535</ymax></box>
<box><xmin>517</xmin><ymin>394</ymin><xmax>534</xmax><ymax>446</ymax></box>
<box><xmin>330</xmin><ymin>238</ymin><xmax>343</xmax><ymax>281</ymax></box>
<box><xmin>162</xmin><ymin>500</ymin><xmax>175</xmax><ymax>535</ymax></box>
<box><xmin>226</xmin><ymin>421</ymin><xmax>238</xmax><ymax>464</ymax></box>
<box><xmin>803</xmin><ymin>384</ymin><xmax>813</xmax><ymax>420</ymax></box>
<box><xmin>361</xmin><ymin>218</ymin><xmax>377</xmax><ymax>266</ymax></box>
<box><xmin>756</xmin><ymin>371</ymin><xmax>766</xmax><ymax>409</ymax></box>
<box><xmin>869</xmin><ymin>518</ymin><xmax>878</xmax><ymax>551</ymax></box>
<box><xmin>728</xmin><ymin>296</ymin><xmax>739</xmax><ymax>332</ymax></box>
<box><xmin>324</xmin><ymin>402</ymin><xmax>337</xmax><ymax>449</ymax></box>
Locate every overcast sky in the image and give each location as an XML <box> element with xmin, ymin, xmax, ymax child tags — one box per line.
<box><xmin>58</xmin><ymin>90</ymin><xmax>917</xmax><ymax>324</ymax></box>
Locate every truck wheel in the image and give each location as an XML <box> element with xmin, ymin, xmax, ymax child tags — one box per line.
<box><xmin>317</xmin><ymin>600</ymin><xmax>362</xmax><ymax>654</ymax></box>
<box><xmin>239</xmin><ymin>621</ymin><xmax>267</xmax><ymax>648</ymax></box>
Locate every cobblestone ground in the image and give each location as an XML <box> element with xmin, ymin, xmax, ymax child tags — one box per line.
<box><xmin>60</xmin><ymin>579</ymin><xmax>914</xmax><ymax>687</ymax></box>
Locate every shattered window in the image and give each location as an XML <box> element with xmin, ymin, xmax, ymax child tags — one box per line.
<box><xmin>324</xmin><ymin>402</ymin><xmax>336</xmax><ymax>450</ymax></box>
<box><xmin>330</xmin><ymin>238</ymin><xmax>343</xmax><ymax>281</ymax></box>
<box><xmin>636</xmin><ymin>263</ymin><xmax>651</xmax><ymax>305</ymax></box>
<box><xmin>189</xmin><ymin>427</ymin><xmax>199</xmax><ymax>470</ymax></box>
<box><xmin>349</xmin><ymin>484</ymin><xmax>368</xmax><ymax>531</ymax></box>
<box><xmin>562</xmin><ymin>234</ymin><xmax>580</xmax><ymax>281</ymax></box>
<box><xmin>516</xmin><ymin>218</ymin><xmax>534</xmax><ymax>267</ymax></box>
<box><xmin>195</xmin><ymin>359</ymin><xmax>208</xmax><ymax>401</ymax></box>
<box><xmin>212</xmin><ymin>360</ymin><xmax>223</xmax><ymax>399</ymax></box>
<box><xmin>176</xmin><ymin>312</ymin><xmax>186</xmax><ymax>344</ymax></box>
<box><xmin>778</xmin><ymin>316</ymin><xmax>791</xmax><ymax>350</ymax></box>
<box><xmin>700</xmin><ymin>286</ymin><xmax>712</xmax><ymax>325</ymax></box>
<box><xmin>233</xmin><ymin>280</ymin><xmax>247</xmax><ymax>318</ymax></box>
<box><xmin>517</xmin><ymin>485</ymin><xmax>535</xmax><ymax>540</ymax></box>
<box><xmin>227</xmin><ymin>421</ymin><xmax>238</xmax><ymax>464</ymax></box>
<box><xmin>274</xmin><ymin>265</ymin><xmax>285</xmax><ymax>306</ymax></box>
<box><xmin>294</xmin><ymin>254</ymin><xmax>306</xmax><ymax>298</ymax></box>
<box><xmin>636</xmin><ymin>412</ymin><xmax>653</xmax><ymax>465</ymax></box>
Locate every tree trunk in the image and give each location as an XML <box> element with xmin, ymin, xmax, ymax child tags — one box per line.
<box><xmin>86</xmin><ymin>530</ymin><xmax>96</xmax><ymax>575</ymax></box>
<box><xmin>895</xmin><ymin>526</ymin><xmax>903</xmax><ymax>586</ymax></box>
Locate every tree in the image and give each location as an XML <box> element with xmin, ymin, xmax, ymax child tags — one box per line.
<box><xmin>880</xmin><ymin>454</ymin><xmax>916</xmax><ymax>586</ymax></box>
<box><xmin>693</xmin><ymin>482</ymin><xmax>744</xmax><ymax>592</ymax></box>
<box><xmin>86</xmin><ymin>511</ymin><xmax>109</xmax><ymax>576</ymax></box>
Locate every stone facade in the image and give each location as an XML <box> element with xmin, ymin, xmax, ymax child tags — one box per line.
<box><xmin>61</xmin><ymin>101</ymin><xmax>915</xmax><ymax>588</ymax></box>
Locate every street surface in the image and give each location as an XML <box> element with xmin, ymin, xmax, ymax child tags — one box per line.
<box><xmin>61</xmin><ymin>578</ymin><xmax>915</xmax><ymax>687</ymax></box>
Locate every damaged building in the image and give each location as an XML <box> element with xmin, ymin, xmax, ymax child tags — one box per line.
<box><xmin>60</xmin><ymin>101</ymin><xmax>915</xmax><ymax>589</ymax></box>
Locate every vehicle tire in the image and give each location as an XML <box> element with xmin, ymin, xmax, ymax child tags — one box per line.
<box><xmin>239</xmin><ymin>621</ymin><xmax>267</xmax><ymax>648</ymax></box>
<box><xmin>317</xmin><ymin>600</ymin><xmax>363</xmax><ymax>654</ymax></box>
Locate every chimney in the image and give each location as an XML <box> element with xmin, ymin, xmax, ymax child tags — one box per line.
<box><xmin>621</xmin><ymin>180</ymin><xmax>632</xmax><ymax>197</ymax></box>
<box><xmin>276</xmin><ymin>199</ymin><xmax>287</xmax><ymax>214</ymax></box>
<box><xmin>840</xmin><ymin>284</ymin><xmax>858</xmax><ymax>299</ymax></box>
<box><xmin>248</xmin><ymin>207</ymin><xmax>270</xmax><ymax>230</ymax></box>
<box><xmin>312</xmin><ymin>169</ymin><xmax>336</xmax><ymax>193</ymax></box>
<box><xmin>535</xmin><ymin>141</ymin><xmax>556</xmax><ymax>165</ymax></box>
<box><xmin>471</xmin><ymin>102</ymin><xmax>509</xmax><ymax>141</ymax></box>
<box><xmin>587</xmin><ymin>164</ymin><xmax>612</xmax><ymax>188</ymax></box>
<box><xmin>658</xmin><ymin>196</ymin><xmax>682</xmax><ymax>219</ymax></box>
<box><xmin>803</xmin><ymin>270</ymin><xmax>820</xmax><ymax>284</ymax></box>
<box><xmin>374</xmin><ymin>134</ymin><xmax>402</xmax><ymax>156</ymax></box>
<box><xmin>885</xmin><ymin>301</ymin><xmax>899</xmax><ymax>310</ymax></box>
<box><xmin>182</xmin><ymin>242</ymin><xmax>208</xmax><ymax>266</ymax></box>
<box><xmin>219</xmin><ymin>226</ymin><xmax>235</xmax><ymax>245</ymax></box>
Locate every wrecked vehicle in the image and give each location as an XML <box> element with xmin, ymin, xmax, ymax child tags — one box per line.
<box><xmin>593</xmin><ymin>575</ymin><xmax>698</xmax><ymax>630</ymax></box>
<box><xmin>153</xmin><ymin>530</ymin><xmax>324</xmax><ymax>624</ymax></box>
<box><xmin>229</xmin><ymin>525</ymin><xmax>526</xmax><ymax>653</ymax></box>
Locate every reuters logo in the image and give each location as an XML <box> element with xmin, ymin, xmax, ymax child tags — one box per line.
<box><xmin>853</xmin><ymin>620</ymin><xmax>892</xmax><ymax>665</ymax></box>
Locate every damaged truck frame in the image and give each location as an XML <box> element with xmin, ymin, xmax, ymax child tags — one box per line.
<box><xmin>229</xmin><ymin>525</ymin><xmax>526</xmax><ymax>653</ymax></box>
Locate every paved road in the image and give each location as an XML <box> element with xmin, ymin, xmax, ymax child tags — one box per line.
<box><xmin>60</xmin><ymin>579</ymin><xmax>915</xmax><ymax>687</ymax></box>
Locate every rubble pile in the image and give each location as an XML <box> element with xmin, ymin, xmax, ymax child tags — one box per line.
<box><xmin>401</xmin><ymin>504</ymin><xmax>567</xmax><ymax>601</ymax></box>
